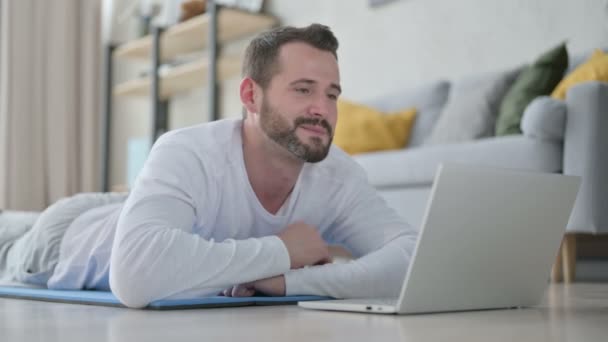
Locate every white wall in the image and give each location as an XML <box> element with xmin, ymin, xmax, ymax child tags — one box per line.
<box><xmin>267</xmin><ymin>0</ymin><xmax>608</xmax><ymax>100</ymax></box>
<box><xmin>109</xmin><ymin>0</ymin><xmax>608</xmax><ymax>187</ymax></box>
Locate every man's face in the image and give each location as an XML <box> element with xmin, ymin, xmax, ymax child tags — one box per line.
<box><xmin>257</xmin><ymin>42</ymin><xmax>341</xmax><ymax>163</ymax></box>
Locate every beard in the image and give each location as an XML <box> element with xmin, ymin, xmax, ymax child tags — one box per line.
<box><xmin>259</xmin><ymin>97</ymin><xmax>333</xmax><ymax>163</ymax></box>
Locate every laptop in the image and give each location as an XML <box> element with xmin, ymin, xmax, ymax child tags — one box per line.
<box><xmin>298</xmin><ymin>163</ymin><xmax>581</xmax><ymax>315</ymax></box>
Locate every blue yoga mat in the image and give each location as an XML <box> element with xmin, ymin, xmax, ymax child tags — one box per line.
<box><xmin>0</xmin><ymin>286</ymin><xmax>330</xmax><ymax>310</ymax></box>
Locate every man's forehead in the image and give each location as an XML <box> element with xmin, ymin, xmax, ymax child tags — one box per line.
<box><xmin>275</xmin><ymin>43</ymin><xmax>340</xmax><ymax>84</ymax></box>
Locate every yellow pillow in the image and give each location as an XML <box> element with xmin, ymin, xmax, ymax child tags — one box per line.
<box><xmin>333</xmin><ymin>99</ymin><xmax>417</xmax><ymax>155</ymax></box>
<box><xmin>551</xmin><ymin>49</ymin><xmax>608</xmax><ymax>100</ymax></box>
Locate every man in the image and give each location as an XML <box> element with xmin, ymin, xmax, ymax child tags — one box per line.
<box><xmin>0</xmin><ymin>24</ymin><xmax>417</xmax><ymax>308</ymax></box>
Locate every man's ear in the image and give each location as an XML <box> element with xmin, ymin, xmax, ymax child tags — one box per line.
<box><xmin>240</xmin><ymin>77</ymin><xmax>259</xmax><ymax>115</ymax></box>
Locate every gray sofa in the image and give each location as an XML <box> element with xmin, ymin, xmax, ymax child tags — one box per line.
<box><xmin>353</xmin><ymin>60</ymin><xmax>607</xmax><ymax>238</ymax></box>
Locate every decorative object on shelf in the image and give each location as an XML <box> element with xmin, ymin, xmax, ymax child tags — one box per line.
<box><xmin>137</xmin><ymin>0</ymin><xmax>162</xmax><ymax>36</ymax></box>
<box><xmin>216</xmin><ymin>0</ymin><xmax>264</xmax><ymax>13</ymax></box>
<box><xmin>180</xmin><ymin>0</ymin><xmax>207</xmax><ymax>22</ymax></box>
<box><xmin>110</xmin><ymin>0</ymin><xmax>162</xmax><ymax>37</ymax></box>
<box><xmin>155</xmin><ymin>0</ymin><xmax>190</xmax><ymax>27</ymax></box>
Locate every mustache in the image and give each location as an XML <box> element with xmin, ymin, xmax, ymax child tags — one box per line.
<box><xmin>294</xmin><ymin>117</ymin><xmax>333</xmax><ymax>136</ymax></box>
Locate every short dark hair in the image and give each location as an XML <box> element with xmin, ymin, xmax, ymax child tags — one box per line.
<box><xmin>242</xmin><ymin>24</ymin><xmax>339</xmax><ymax>89</ymax></box>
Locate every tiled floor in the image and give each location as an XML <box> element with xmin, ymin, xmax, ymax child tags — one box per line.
<box><xmin>1</xmin><ymin>283</ymin><xmax>607</xmax><ymax>342</ymax></box>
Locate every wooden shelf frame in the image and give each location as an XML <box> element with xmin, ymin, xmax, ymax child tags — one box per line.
<box><xmin>113</xmin><ymin>8</ymin><xmax>277</xmax><ymax>62</ymax></box>
<box><xmin>114</xmin><ymin>56</ymin><xmax>242</xmax><ymax>100</ymax></box>
<box><xmin>101</xmin><ymin>4</ymin><xmax>277</xmax><ymax>192</ymax></box>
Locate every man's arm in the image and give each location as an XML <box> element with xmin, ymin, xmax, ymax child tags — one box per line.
<box><xmin>226</xmin><ymin>235</ymin><xmax>413</xmax><ymax>299</ymax></box>
<box><xmin>109</xmin><ymin>137</ymin><xmax>293</xmax><ymax>308</ymax></box>
<box><xmin>283</xmin><ymin>176</ymin><xmax>417</xmax><ymax>299</ymax></box>
<box><xmin>283</xmin><ymin>235</ymin><xmax>414</xmax><ymax>298</ymax></box>
<box><xmin>227</xmin><ymin>176</ymin><xmax>417</xmax><ymax>299</ymax></box>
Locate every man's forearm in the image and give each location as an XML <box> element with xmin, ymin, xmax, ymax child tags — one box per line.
<box><xmin>283</xmin><ymin>235</ymin><xmax>415</xmax><ymax>298</ymax></box>
<box><xmin>111</xmin><ymin>225</ymin><xmax>291</xmax><ymax>307</ymax></box>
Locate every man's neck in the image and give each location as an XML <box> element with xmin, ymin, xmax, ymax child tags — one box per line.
<box><xmin>242</xmin><ymin>119</ymin><xmax>304</xmax><ymax>215</ymax></box>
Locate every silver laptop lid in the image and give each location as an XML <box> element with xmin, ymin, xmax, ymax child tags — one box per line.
<box><xmin>397</xmin><ymin>163</ymin><xmax>580</xmax><ymax>314</ymax></box>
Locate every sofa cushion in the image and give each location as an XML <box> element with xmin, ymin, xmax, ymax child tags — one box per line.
<box><xmin>567</xmin><ymin>47</ymin><xmax>608</xmax><ymax>74</ymax></box>
<box><xmin>354</xmin><ymin>136</ymin><xmax>562</xmax><ymax>187</ymax></box>
<box><xmin>365</xmin><ymin>80</ymin><xmax>450</xmax><ymax>148</ymax></box>
<box><xmin>495</xmin><ymin>42</ymin><xmax>569</xmax><ymax>136</ymax></box>
<box><xmin>334</xmin><ymin>99</ymin><xmax>417</xmax><ymax>154</ymax></box>
<box><xmin>521</xmin><ymin>96</ymin><xmax>567</xmax><ymax>141</ymax></box>
<box><xmin>552</xmin><ymin>49</ymin><xmax>608</xmax><ymax>100</ymax></box>
<box><xmin>426</xmin><ymin>68</ymin><xmax>520</xmax><ymax>145</ymax></box>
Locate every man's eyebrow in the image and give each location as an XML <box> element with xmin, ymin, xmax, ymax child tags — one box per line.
<box><xmin>289</xmin><ymin>79</ymin><xmax>316</xmax><ymax>87</ymax></box>
<box><xmin>330</xmin><ymin>83</ymin><xmax>342</xmax><ymax>94</ymax></box>
<box><xmin>289</xmin><ymin>79</ymin><xmax>342</xmax><ymax>94</ymax></box>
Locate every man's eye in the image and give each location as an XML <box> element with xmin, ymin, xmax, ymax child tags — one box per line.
<box><xmin>296</xmin><ymin>88</ymin><xmax>310</xmax><ymax>94</ymax></box>
<box><xmin>327</xmin><ymin>94</ymin><xmax>338</xmax><ymax>100</ymax></box>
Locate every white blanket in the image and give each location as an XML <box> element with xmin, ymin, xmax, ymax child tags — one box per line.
<box><xmin>0</xmin><ymin>211</ymin><xmax>40</xmax><ymax>282</ymax></box>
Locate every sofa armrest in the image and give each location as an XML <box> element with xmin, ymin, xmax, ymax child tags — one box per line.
<box><xmin>564</xmin><ymin>81</ymin><xmax>608</xmax><ymax>233</ymax></box>
<box><xmin>521</xmin><ymin>96</ymin><xmax>567</xmax><ymax>142</ymax></box>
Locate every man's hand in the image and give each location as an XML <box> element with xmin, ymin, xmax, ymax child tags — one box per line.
<box><xmin>277</xmin><ymin>221</ymin><xmax>331</xmax><ymax>269</ymax></box>
<box><xmin>252</xmin><ymin>275</ymin><xmax>285</xmax><ymax>296</ymax></box>
<box><xmin>221</xmin><ymin>276</ymin><xmax>286</xmax><ymax>297</ymax></box>
<box><xmin>221</xmin><ymin>283</ymin><xmax>255</xmax><ymax>297</ymax></box>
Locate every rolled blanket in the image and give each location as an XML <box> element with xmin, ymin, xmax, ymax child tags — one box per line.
<box><xmin>1</xmin><ymin>193</ymin><xmax>127</xmax><ymax>285</ymax></box>
<box><xmin>0</xmin><ymin>211</ymin><xmax>41</xmax><ymax>281</ymax></box>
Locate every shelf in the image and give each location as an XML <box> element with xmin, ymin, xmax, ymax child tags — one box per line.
<box><xmin>113</xmin><ymin>56</ymin><xmax>242</xmax><ymax>100</ymax></box>
<box><xmin>113</xmin><ymin>8</ymin><xmax>277</xmax><ymax>61</ymax></box>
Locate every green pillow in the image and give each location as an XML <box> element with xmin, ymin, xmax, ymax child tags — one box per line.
<box><xmin>495</xmin><ymin>43</ymin><xmax>568</xmax><ymax>136</ymax></box>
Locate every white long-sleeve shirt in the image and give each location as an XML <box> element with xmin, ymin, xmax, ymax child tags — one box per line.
<box><xmin>48</xmin><ymin>118</ymin><xmax>418</xmax><ymax>308</ymax></box>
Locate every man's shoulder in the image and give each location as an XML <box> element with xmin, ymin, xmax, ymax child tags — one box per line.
<box><xmin>154</xmin><ymin>118</ymin><xmax>241</xmax><ymax>155</ymax></box>
<box><xmin>148</xmin><ymin>118</ymin><xmax>242</xmax><ymax>177</ymax></box>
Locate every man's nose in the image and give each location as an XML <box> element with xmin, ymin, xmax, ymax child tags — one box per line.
<box><xmin>309</xmin><ymin>95</ymin><xmax>332</xmax><ymax>118</ymax></box>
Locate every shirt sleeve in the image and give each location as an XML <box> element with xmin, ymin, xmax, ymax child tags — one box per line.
<box><xmin>109</xmin><ymin>135</ymin><xmax>290</xmax><ymax>308</ymax></box>
<box><xmin>283</xmin><ymin>170</ymin><xmax>418</xmax><ymax>298</ymax></box>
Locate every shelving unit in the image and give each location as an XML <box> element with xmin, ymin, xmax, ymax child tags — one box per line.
<box><xmin>113</xmin><ymin>56</ymin><xmax>242</xmax><ymax>99</ymax></box>
<box><xmin>113</xmin><ymin>8</ymin><xmax>276</xmax><ymax>61</ymax></box>
<box><xmin>100</xmin><ymin>2</ymin><xmax>277</xmax><ymax>191</ymax></box>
